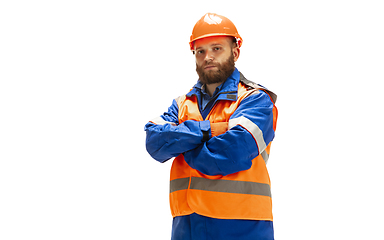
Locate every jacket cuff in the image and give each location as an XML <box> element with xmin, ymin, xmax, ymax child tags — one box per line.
<box><xmin>200</xmin><ymin>120</ymin><xmax>211</xmax><ymax>142</ymax></box>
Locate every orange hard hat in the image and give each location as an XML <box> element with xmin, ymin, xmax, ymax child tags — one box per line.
<box><xmin>189</xmin><ymin>13</ymin><xmax>243</xmax><ymax>50</ymax></box>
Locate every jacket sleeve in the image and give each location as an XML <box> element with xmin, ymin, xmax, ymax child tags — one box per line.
<box><xmin>183</xmin><ymin>90</ymin><xmax>275</xmax><ymax>176</ymax></box>
<box><xmin>144</xmin><ymin>99</ymin><xmax>211</xmax><ymax>163</ymax></box>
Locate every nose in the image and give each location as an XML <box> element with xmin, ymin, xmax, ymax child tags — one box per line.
<box><xmin>204</xmin><ymin>50</ymin><xmax>214</xmax><ymax>62</ymax></box>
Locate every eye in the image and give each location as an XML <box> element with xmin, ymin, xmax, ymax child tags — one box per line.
<box><xmin>197</xmin><ymin>50</ymin><xmax>205</xmax><ymax>55</ymax></box>
<box><xmin>213</xmin><ymin>47</ymin><xmax>221</xmax><ymax>51</ymax></box>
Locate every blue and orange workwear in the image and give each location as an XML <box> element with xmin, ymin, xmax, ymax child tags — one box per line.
<box><xmin>145</xmin><ymin>68</ymin><xmax>278</xmax><ymax>240</ymax></box>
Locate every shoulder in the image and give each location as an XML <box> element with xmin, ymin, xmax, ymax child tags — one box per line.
<box><xmin>175</xmin><ymin>95</ymin><xmax>187</xmax><ymax>107</ymax></box>
<box><xmin>238</xmin><ymin>72</ymin><xmax>277</xmax><ymax>104</ymax></box>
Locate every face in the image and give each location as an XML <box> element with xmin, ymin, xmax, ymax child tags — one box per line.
<box><xmin>194</xmin><ymin>36</ymin><xmax>240</xmax><ymax>85</ymax></box>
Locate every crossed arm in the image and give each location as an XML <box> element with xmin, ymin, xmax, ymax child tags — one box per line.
<box><xmin>144</xmin><ymin>91</ymin><xmax>275</xmax><ymax>176</ymax></box>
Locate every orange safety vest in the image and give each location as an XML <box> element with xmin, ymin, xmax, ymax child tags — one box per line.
<box><xmin>169</xmin><ymin>81</ymin><xmax>278</xmax><ymax>221</ymax></box>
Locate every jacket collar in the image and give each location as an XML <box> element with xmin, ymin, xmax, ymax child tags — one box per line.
<box><xmin>186</xmin><ymin>68</ymin><xmax>241</xmax><ymax>101</ymax></box>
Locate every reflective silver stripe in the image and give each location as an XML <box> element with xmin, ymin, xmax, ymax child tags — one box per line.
<box><xmin>228</xmin><ymin>116</ymin><xmax>267</xmax><ymax>153</ymax></box>
<box><xmin>261</xmin><ymin>150</ymin><xmax>269</xmax><ymax>164</ymax></box>
<box><xmin>170</xmin><ymin>177</ymin><xmax>190</xmax><ymax>193</ymax></box>
<box><xmin>150</xmin><ymin>116</ymin><xmax>176</xmax><ymax>126</ymax></box>
<box><xmin>190</xmin><ymin>177</ymin><xmax>271</xmax><ymax>197</ymax></box>
<box><xmin>170</xmin><ymin>177</ymin><xmax>271</xmax><ymax>197</ymax></box>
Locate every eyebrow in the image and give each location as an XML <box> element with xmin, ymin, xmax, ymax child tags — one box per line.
<box><xmin>196</xmin><ymin>43</ymin><xmax>223</xmax><ymax>51</ymax></box>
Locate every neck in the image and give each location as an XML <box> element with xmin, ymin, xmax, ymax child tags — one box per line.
<box><xmin>205</xmin><ymin>82</ymin><xmax>222</xmax><ymax>97</ymax></box>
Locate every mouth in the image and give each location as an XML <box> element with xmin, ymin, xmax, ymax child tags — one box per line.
<box><xmin>204</xmin><ymin>65</ymin><xmax>217</xmax><ymax>70</ymax></box>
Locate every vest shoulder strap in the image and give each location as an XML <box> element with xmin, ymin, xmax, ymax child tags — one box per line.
<box><xmin>175</xmin><ymin>95</ymin><xmax>187</xmax><ymax>108</ymax></box>
<box><xmin>239</xmin><ymin>72</ymin><xmax>277</xmax><ymax>104</ymax></box>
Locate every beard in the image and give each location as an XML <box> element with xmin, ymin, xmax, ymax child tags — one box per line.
<box><xmin>196</xmin><ymin>54</ymin><xmax>235</xmax><ymax>85</ymax></box>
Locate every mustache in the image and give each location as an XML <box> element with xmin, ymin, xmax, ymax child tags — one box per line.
<box><xmin>201</xmin><ymin>60</ymin><xmax>220</xmax><ymax>68</ymax></box>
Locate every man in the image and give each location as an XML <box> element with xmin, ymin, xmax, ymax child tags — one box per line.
<box><xmin>145</xmin><ymin>13</ymin><xmax>278</xmax><ymax>240</ymax></box>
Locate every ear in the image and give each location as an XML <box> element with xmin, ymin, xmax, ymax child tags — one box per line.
<box><xmin>232</xmin><ymin>46</ymin><xmax>240</xmax><ymax>62</ymax></box>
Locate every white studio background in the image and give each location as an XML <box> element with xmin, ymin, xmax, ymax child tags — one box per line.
<box><xmin>1</xmin><ymin>0</ymin><xmax>383</xmax><ymax>239</ymax></box>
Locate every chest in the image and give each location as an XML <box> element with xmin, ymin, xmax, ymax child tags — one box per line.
<box><xmin>178</xmin><ymin>95</ymin><xmax>240</xmax><ymax>123</ymax></box>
